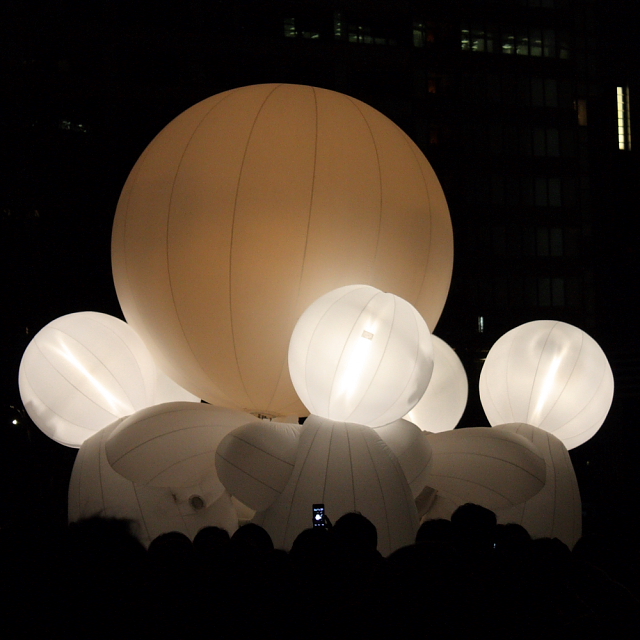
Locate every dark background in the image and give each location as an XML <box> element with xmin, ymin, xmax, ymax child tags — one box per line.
<box><xmin>2</xmin><ymin>0</ymin><xmax>639</xmax><ymax>539</ymax></box>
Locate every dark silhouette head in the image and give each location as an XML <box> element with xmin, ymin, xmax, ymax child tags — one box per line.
<box><xmin>333</xmin><ymin>512</ymin><xmax>378</xmax><ymax>552</ymax></box>
<box><xmin>193</xmin><ymin>525</ymin><xmax>230</xmax><ymax>554</ymax></box>
<box><xmin>231</xmin><ymin>523</ymin><xmax>274</xmax><ymax>554</ymax></box>
<box><xmin>416</xmin><ymin>518</ymin><xmax>453</xmax><ymax>544</ymax></box>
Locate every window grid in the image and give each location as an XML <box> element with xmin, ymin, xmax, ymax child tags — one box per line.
<box><xmin>617</xmin><ymin>86</ymin><xmax>631</xmax><ymax>150</ymax></box>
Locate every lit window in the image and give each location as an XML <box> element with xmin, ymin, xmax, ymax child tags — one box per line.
<box><xmin>284</xmin><ymin>17</ymin><xmax>297</xmax><ymax>38</ymax></box>
<box><xmin>530</xmin><ymin>29</ymin><xmax>542</xmax><ymax>56</ymax></box>
<box><xmin>502</xmin><ymin>31</ymin><xmax>515</xmax><ymax>54</ymax></box>
<box><xmin>577</xmin><ymin>98</ymin><xmax>588</xmax><ymax>126</ymax></box>
<box><xmin>334</xmin><ymin>12</ymin><xmax>344</xmax><ymax>39</ymax></box>
<box><xmin>461</xmin><ymin>25</ymin><xmax>492</xmax><ymax>52</ymax></box>
<box><xmin>461</xmin><ymin>25</ymin><xmax>470</xmax><ymax>50</ymax></box>
<box><xmin>414</xmin><ymin>21</ymin><xmax>426</xmax><ymax>48</ymax></box>
<box><xmin>516</xmin><ymin>31</ymin><xmax>529</xmax><ymax>55</ymax></box>
<box><xmin>617</xmin><ymin>86</ymin><xmax>631</xmax><ymax>150</ymax></box>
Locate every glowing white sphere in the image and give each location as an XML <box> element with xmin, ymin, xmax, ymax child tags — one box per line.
<box><xmin>18</xmin><ymin>312</ymin><xmax>200</xmax><ymax>447</ymax></box>
<box><xmin>112</xmin><ymin>83</ymin><xmax>453</xmax><ymax>417</ymax></box>
<box><xmin>18</xmin><ymin>312</ymin><xmax>156</xmax><ymax>447</ymax></box>
<box><xmin>288</xmin><ymin>285</ymin><xmax>434</xmax><ymax>427</ymax></box>
<box><xmin>404</xmin><ymin>335</ymin><xmax>468</xmax><ymax>432</ymax></box>
<box><xmin>480</xmin><ymin>321</ymin><xmax>614</xmax><ymax>449</ymax></box>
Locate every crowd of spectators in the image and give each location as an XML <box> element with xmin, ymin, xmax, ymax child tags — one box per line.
<box><xmin>1</xmin><ymin>504</ymin><xmax>639</xmax><ymax>639</ymax></box>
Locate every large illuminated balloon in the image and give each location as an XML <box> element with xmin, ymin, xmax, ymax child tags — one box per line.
<box><xmin>68</xmin><ymin>421</ymin><xmax>238</xmax><ymax>546</ymax></box>
<box><xmin>404</xmin><ymin>335</ymin><xmax>468</xmax><ymax>432</ymax></box>
<box><xmin>112</xmin><ymin>83</ymin><xmax>453</xmax><ymax>417</ymax></box>
<box><xmin>480</xmin><ymin>321</ymin><xmax>614</xmax><ymax>448</ymax></box>
<box><xmin>215</xmin><ymin>420</ymin><xmax>301</xmax><ymax>511</ymax></box>
<box><xmin>105</xmin><ymin>402</ymin><xmax>254</xmax><ymax>489</ymax></box>
<box><xmin>18</xmin><ymin>312</ymin><xmax>198</xmax><ymax>448</ymax></box>
<box><xmin>288</xmin><ymin>285</ymin><xmax>434</xmax><ymax>427</ymax></box>
<box><xmin>423</xmin><ymin>428</ymin><xmax>546</xmax><ymax>511</ymax></box>
<box><xmin>253</xmin><ymin>415</ymin><xmax>419</xmax><ymax>556</ymax></box>
<box><xmin>494</xmin><ymin>423</ymin><xmax>582</xmax><ymax>548</ymax></box>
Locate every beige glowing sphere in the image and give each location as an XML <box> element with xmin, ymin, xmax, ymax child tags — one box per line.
<box><xmin>112</xmin><ymin>83</ymin><xmax>453</xmax><ymax>416</ymax></box>
<box><xmin>480</xmin><ymin>321</ymin><xmax>614</xmax><ymax>449</ymax></box>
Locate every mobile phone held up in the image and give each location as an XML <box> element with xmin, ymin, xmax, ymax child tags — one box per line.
<box><xmin>313</xmin><ymin>504</ymin><xmax>325</xmax><ymax>527</ymax></box>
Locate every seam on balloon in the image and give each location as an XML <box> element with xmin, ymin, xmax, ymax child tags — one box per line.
<box><xmin>345</xmin><ymin>291</ymin><xmax>392</xmax><ymax>423</ymax></box>
<box><xmin>434</xmin><ymin>451</ymin><xmax>544</xmax><ymax>482</ymax></box>
<box><xmin>164</xmin><ymin>89</ymin><xmax>240</xmax><ymax>406</ymax></box>
<box><xmin>426</xmin><ymin>472</ymin><xmax>516</xmax><ymax>504</ymax></box>
<box><xmin>33</xmin><ymin>335</ymin><xmax>122</xmax><ymax>423</ymax></box>
<box><xmin>321</xmin><ymin>423</ymin><xmax>334</xmax><ymax>502</ymax></box>
<box><xmin>227</xmin><ymin>84</ymin><xmax>282</xmax><ymax>410</ymax></box>
<box><xmin>108</xmin><ymin>422</ymin><xmax>219</xmax><ymax>465</ymax></box>
<box><xmin>327</xmin><ymin>288</ymin><xmax>379</xmax><ymax>419</ymax></box>
<box><xmin>26</xmin><ymin>371</ymin><xmax>100</xmax><ymax>433</ymax></box>
<box><xmin>371</xmin><ymin>304</ymin><xmax>425</xmax><ymax>427</ymax></box>
<box><xmin>537</xmin><ymin>326</ymin><xmax>584</xmax><ymax>431</ymax></box>
<box><xmin>345</xmin><ymin>97</ymin><xmax>383</xmax><ymax>283</ymax></box>
<box><xmin>230</xmin><ymin>434</ymin><xmax>297</xmax><ymax>466</ymax></box>
<box><xmin>345</xmin><ymin>424</ymin><xmax>356</xmax><ymax>511</ymax></box>
<box><xmin>525</xmin><ymin>322</ymin><xmax>556</xmax><ymax>425</ymax></box>
<box><xmin>551</xmin><ymin>355</ymin><xmax>611</xmax><ymax>444</ymax></box>
<box><xmin>131</xmin><ymin>481</ymin><xmax>152</xmax><ymax>545</ymax></box>
<box><xmin>216</xmin><ymin>453</ymin><xmax>284</xmax><ymax>492</ymax></box>
<box><xmin>362</xmin><ymin>428</ymin><xmax>391</xmax><ymax>551</ymax></box>
<box><xmin>267</xmin><ymin>85</ymin><xmax>319</xmax><ymax>414</ymax></box>
<box><xmin>89</xmin><ymin>314</ymin><xmax>151</xmax><ymax>407</ymax></box>
<box><xmin>283</xmin><ymin>422</ymin><xmax>321</xmax><ymax>540</ymax></box>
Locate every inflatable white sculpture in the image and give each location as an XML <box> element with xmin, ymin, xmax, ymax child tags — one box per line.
<box><xmin>252</xmin><ymin>415</ymin><xmax>419</xmax><ymax>556</ymax></box>
<box><xmin>288</xmin><ymin>285</ymin><xmax>434</xmax><ymax>427</ymax></box>
<box><xmin>494</xmin><ymin>423</ymin><xmax>582</xmax><ymax>548</ymax></box>
<box><xmin>480</xmin><ymin>320</ymin><xmax>614</xmax><ymax>449</ymax></box>
<box><xmin>69</xmin><ymin>420</ymin><xmax>238</xmax><ymax>546</ymax></box>
<box><xmin>112</xmin><ymin>83</ymin><xmax>453</xmax><ymax>417</ymax></box>
<box><xmin>19</xmin><ymin>312</ymin><xmax>198</xmax><ymax>447</ymax></box>
<box><xmin>372</xmin><ymin>419</ymin><xmax>433</xmax><ymax>497</ymax></box>
<box><xmin>215</xmin><ymin>420</ymin><xmax>301</xmax><ymax>511</ymax></box>
<box><xmin>105</xmin><ymin>402</ymin><xmax>254</xmax><ymax>488</ymax></box>
<box><xmin>422</xmin><ymin>427</ymin><xmax>546</xmax><ymax>511</ymax></box>
<box><xmin>404</xmin><ymin>335</ymin><xmax>468</xmax><ymax>432</ymax></box>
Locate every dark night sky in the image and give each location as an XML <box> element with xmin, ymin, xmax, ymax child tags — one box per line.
<box><xmin>2</xmin><ymin>0</ymin><xmax>640</xmax><ymax>538</ymax></box>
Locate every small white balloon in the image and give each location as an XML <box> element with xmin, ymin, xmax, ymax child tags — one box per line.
<box><xmin>19</xmin><ymin>312</ymin><xmax>156</xmax><ymax>447</ymax></box>
<box><xmin>19</xmin><ymin>312</ymin><xmax>201</xmax><ymax>448</ymax></box>
<box><xmin>404</xmin><ymin>335</ymin><xmax>468</xmax><ymax>432</ymax></box>
<box><xmin>288</xmin><ymin>285</ymin><xmax>434</xmax><ymax>427</ymax></box>
<box><xmin>480</xmin><ymin>320</ymin><xmax>614</xmax><ymax>449</ymax></box>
